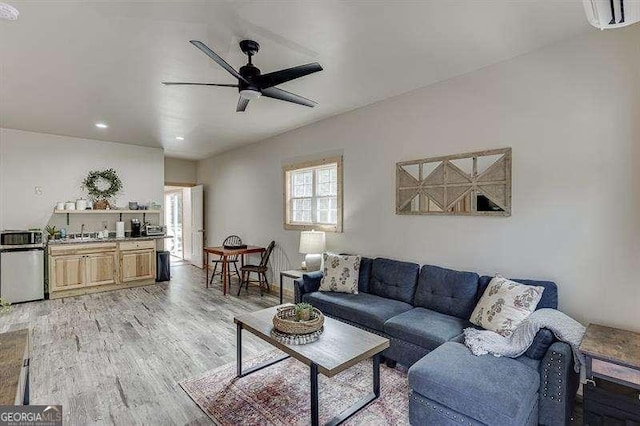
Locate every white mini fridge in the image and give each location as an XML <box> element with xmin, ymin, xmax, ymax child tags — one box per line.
<box><xmin>0</xmin><ymin>247</ymin><xmax>45</xmax><ymax>303</ymax></box>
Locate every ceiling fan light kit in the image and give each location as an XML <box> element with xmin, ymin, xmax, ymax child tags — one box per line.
<box><xmin>163</xmin><ymin>39</ymin><xmax>323</xmax><ymax>112</ymax></box>
<box><xmin>239</xmin><ymin>89</ymin><xmax>262</xmax><ymax>100</ymax></box>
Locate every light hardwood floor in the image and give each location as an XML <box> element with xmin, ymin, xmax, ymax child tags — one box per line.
<box><xmin>0</xmin><ymin>264</ymin><xmax>281</xmax><ymax>425</ymax></box>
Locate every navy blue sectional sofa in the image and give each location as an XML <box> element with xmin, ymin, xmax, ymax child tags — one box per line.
<box><xmin>294</xmin><ymin>257</ymin><xmax>579</xmax><ymax>426</ymax></box>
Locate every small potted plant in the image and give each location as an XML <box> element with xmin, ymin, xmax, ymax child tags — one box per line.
<box><xmin>0</xmin><ymin>297</ymin><xmax>11</xmax><ymax>315</ymax></box>
<box><xmin>45</xmin><ymin>225</ymin><xmax>57</xmax><ymax>241</ymax></box>
<box><xmin>295</xmin><ymin>303</ymin><xmax>314</xmax><ymax>321</ymax></box>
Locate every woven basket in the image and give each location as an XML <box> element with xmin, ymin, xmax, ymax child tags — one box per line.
<box><xmin>93</xmin><ymin>200</ymin><xmax>110</xmax><ymax>210</ymax></box>
<box><xmin>273</xmin><ymin>306</ymin><xmax>324</xmax><ymax>335</ymax></box>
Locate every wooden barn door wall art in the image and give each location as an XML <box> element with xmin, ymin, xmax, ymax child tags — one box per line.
<box><xmin>396</xmin><ymin>148</ymin><xmax>512</xmax><ymax>216</ymax></box>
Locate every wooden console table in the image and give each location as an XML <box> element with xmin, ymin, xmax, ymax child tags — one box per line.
<box><xmin>579</xmin><ymin>324</ymin><xmax>640</xmax><ymax>423</ymax></box>
<box><xmin>0</xmin><ymin>329</ymin><xmax>30</xmax><ymax>405</ymax></box>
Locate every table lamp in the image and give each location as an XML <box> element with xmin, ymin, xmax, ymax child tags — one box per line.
<box><xmin>299</xmin><ymin>230</ymin><xmax>326</xmax><ymax>271</ymax></box>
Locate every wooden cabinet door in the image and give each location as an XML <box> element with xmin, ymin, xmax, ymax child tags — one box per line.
<box><xmin>85</xmin><ymin>252</ymin><xmax>117</xmax><ymax>287</ymax></box>
<box><xmin>49</xmin><ymin>255</ymin><xmax>85</xmax><ymax>291</ymax></box>
<box><xmin>120</xmin><ymin>249</ymin><xmax>155</xmax><ymax>283</ymax></box>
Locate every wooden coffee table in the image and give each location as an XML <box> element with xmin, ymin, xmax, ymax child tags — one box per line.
<box><xmin>234</xmin><ymin>305</ymin><xmax>390</xmax><ymax>426</ymax></box>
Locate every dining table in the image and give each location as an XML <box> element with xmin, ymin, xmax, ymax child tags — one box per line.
<box><xmin>204</xmin><ymin>245</ymin><xmax>266</xmax><ymax>296</ymax></box>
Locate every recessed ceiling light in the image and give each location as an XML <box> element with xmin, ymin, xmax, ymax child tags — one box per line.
<box><xmin>0</xmin><ymin>3</ymin><xmax>19</xmax><ymax>21</ymax></box>
<box><xmin>95</xmin><ymin>123</ymin><xmax>108</xmax><ymax>129</ymax></box>
<box><xmin>176</xmin><ymin>136</ymin><xmax>184</xmax><ymax>140</ymax></box>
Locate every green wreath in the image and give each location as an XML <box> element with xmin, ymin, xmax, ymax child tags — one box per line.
<box><xmin>82</xmin><ymin>168</ymin><xmax>123</xmax><ymax>200</ymax></box>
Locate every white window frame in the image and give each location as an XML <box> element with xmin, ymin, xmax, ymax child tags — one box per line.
<box><xmin>283</xmin><ymin>156</ymin><xmax>343</xmax><ymax>233</ymax></box>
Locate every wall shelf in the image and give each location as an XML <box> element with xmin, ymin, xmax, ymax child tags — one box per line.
<box><xmin>53</xmin><ymin>209</ymin><xmax>162</xmax><ymax>214</ymax></box>
<box><xmin>53</xmin><ymin>209</ymin><xmax>162</xmax><ymax>225</ymax></box>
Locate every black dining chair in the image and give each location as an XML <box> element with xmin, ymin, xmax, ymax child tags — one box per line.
<box><xmin>237</xmin><ymin>241</ymin><xmax>276</xmax><ymax>297</ymax></box>
<box><xmin>209</xmin><ymin>235</ymin><xmax>242</xmax><ymax>287</ymax></box>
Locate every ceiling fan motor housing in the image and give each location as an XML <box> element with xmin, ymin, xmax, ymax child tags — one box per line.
<box><xmin>239</xmin><ymin>64</ymin><xmax>261</xmax><ymax>92</ymax></box>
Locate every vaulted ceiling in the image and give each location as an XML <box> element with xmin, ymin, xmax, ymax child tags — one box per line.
<box><xmin>0</xmin><ymin>1</ymin><xmax>591</xmax><ymax>159</ymax></box>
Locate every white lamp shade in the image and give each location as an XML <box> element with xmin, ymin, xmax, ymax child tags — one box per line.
<box><xmin>299</xmin><ymin>231</ymin><xmax>326</xmax><ymax>254</ymax></box>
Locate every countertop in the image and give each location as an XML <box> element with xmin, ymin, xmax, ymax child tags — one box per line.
<box><xmin>47</xmin><ymin>235</ymin><xmax>173</xmax><ymax>245</ymax></box>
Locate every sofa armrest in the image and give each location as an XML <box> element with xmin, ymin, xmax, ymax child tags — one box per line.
<box><xmin>538</xmin><ymin>341</ymin><xmax>579</xmax><ymax>426</ymax></box>
<box><xmin>293</xmin><ymin>271</ymin><xmax>323</xmax><ymax>303</ymax></box>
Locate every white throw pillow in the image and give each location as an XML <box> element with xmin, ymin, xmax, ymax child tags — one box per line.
<box><xmin>470</xmin><ymin>275</ymin><xmax>544</xmax><ymax>337</ymax></box>
<box><xmin>319</xmin><ymin>253</ymin><xmax>361</xmax><ymax>294</ymax></box>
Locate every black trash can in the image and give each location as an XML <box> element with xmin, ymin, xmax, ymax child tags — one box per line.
<box><xmin>156</xmin><ymin>250</ymin><xmax>171</xmax><ymax>282</ymax></box>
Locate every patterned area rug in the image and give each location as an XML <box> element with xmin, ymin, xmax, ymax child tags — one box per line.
<box><xmin>180</xmin><ymin>351</ymin><xmax>410</xmax><ymax>425</ymax></box>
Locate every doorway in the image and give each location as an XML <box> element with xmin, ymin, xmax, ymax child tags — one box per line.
<box><xmin>164</xmin><ymin>186</ymin><xmax>188</xmax><ymax>265</ymax></box>
<box><xmin>164</xmin><ymin>185</ymin><xmax>203</xmax><ymax>267</ymax></box>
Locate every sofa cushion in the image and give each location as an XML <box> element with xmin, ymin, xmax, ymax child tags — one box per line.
<box><xmin>408</xmin><ymin>342</ymin><xmax>540</xmax><ymax>425</ymax></box>
<box><xmin>524</xmin><ymin>328</ymin><xmax>555</xmax><ymax>360</ymax></box>
<box><xmin>369</xmin><ymin>258</ymin><xmax>419</xmax><ymax>304</ymax></box>
<box><xmin>384</xmin><ymin>308</ymin><xmax>472</xmax><ymax>351</ymax></box>
<box><xmin>414</xmin><ymin>265</ymin><xmax>479</xmax><ymax>319</ymax></box>
<box><xmin>515</xmin><ymin>354</ymin><xmax>542</xmax><ymax>371</ymax></box>
<box><xmin>302</xmin><ymin>291</ymin><xmax>413</xmax><ymax>332</ymax></box>
<box><xmin>479</xmin><ymin>276</ymin><xmax>558</xmax><ymax>309</ymax></box>
<box><xmin>470</xmin><ymin>276</ymin><xmax>545</xmax><ymax>337</ymax></box>
<box><xmin>319</xmin><ymin>253</ymin><xmax>361</xmax><ymax>294</ymax></box>
<box><xmin>358</xmin><ymin>257</ymin><xmax>373</xmax><ymax>293</ymax></box>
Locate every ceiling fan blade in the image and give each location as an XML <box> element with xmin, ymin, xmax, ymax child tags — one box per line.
<box><xmin>261</xmin><ymin>87</ymin><xmax>317</xmax><ymax>107</ymax></box>
<box><xmin>162</xmin><ymin>82</ymin><xmax>238</xmax><ymax>87</ymax></box>
<box><xmin>189</xmin><ymin>40</ymin><xmax>248</xmax><ymax>84</ymax></box>
<box><xmin>237</xmin><ymin>97</ymin><xmax>250</xmax><ymax>112</ymax></box>
<box><xmin>257</xmin><ymin>63</ymin><xmax>323</xmax><ymax>89</ymax></box>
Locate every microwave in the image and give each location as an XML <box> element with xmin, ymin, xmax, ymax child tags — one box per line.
<box><xmin>145</xmin><ymin>224</ymin><xmax>165</xmax><ymax>236</ymax></box>
<box><xmin>0</xmin><ymin>230</ymin><xmax>43</xmax><ymax>246</ymax></box>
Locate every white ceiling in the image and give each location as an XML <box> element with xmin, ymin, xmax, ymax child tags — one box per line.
<box><xmin>0</xmin><ymin>1</ymin><xmax>591</xmax><ymax>159</ymax></box>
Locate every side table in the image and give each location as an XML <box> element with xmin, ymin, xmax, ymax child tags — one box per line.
<box><xmin>579</xmin><ymin>323</ymin><xmax>640</xmax><ymax>424</ymax></box>
<box><xmin>279</xmin><ymin>269</ymin><xmax>305</xmax><ymax>304</ymax></box>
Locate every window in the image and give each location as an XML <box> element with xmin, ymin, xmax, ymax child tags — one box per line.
<box><xmin>284</xmin><ymin>156</ymin><xmax>343</xmax><ymax>232</ymax></box>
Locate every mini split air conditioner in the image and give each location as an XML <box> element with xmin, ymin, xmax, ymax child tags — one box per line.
<box><xmin>584</xmin><ymin>0</ymin><xmax>640</xmax><ymax>29</ymax></box>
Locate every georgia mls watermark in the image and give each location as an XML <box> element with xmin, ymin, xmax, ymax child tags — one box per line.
<box><xmin>0</xmin><ymin>405</ymin><xmax>62</xmax><ymax>426</ymax></box>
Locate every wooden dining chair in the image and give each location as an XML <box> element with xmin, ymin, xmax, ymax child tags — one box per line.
<box><xmin>209</xmin><ymin>235</ymin><xmax>242</xmax><ymax>287</ymax></box>
<box><xmin>237</xmin><ymin>241</ymin><xmax>276</xmax><ymax>297</ymax></box>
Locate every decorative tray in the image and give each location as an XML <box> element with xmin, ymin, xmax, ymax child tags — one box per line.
<box><xmin>270</xmin><ymin>327</ymin><xmax>324</xmax><ymax>345</ymax></box>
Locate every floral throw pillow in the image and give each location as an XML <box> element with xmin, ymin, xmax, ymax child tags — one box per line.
<box><xmin>319</xmin><ymin>253</ymin><xmax>361</xmax><ymax>294</ymax></box>
<box><xmin>470</xmin><ymin>275</ymin><xmax>544</xmax><ymax>337</ymax></box>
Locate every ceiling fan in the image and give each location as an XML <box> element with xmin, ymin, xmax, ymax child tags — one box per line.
<box><xmin>163</xmin><ymin>40</ymin><xmax>323</xmax><ymax>112</ymax></box>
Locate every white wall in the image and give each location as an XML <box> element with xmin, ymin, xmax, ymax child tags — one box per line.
<box><xmin>198</xmin><ymin>26</ymin><xmax>640</xmax><ymax>332</ymax></box>
<box><xmin>0</xmin><ymin>128</ymin><xmax>164</xmax><ymax>233</ymax></box>
<box><xmin>165</xmin><ymin>157</ymin><xmax>197</xmax><ymax>185</ymax></box>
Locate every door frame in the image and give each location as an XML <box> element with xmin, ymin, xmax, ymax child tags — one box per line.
<box><xmin>190</xmin><ymin>185</ymin><xmax>205</xmax><ymax>269</ymax></box>
<box><xmin>164</xmin><ymin>187</ymin><xmax>186</xmax><ymax>260</ymax></box>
